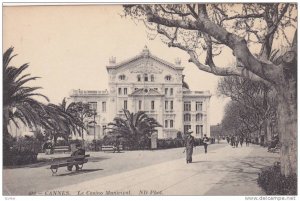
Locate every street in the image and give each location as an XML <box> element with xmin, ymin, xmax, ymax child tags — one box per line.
<box><xmin>3</xmin><ymin>141</ymin><xmax>279</xmax><ymax>195</ymax></box>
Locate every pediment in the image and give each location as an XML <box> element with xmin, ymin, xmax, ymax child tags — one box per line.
<box><xmin>107</xmin><ymin>48</ymin><xmax>184</xmax><ymax>74</ymax></box>
<box><xmin>129</xmin><ymin>60</ymin><xmax>163</xmax><ymax>74</ymax></box>
<box><xmin>129</xmin><ymin>88</ymin><xmax>163</xmax><ymax>96</ymax></box>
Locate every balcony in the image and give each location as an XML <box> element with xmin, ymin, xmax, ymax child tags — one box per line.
<box><xmin>70</xmin><ymin>89</ymin><xmax>109</xmax><ymax>97</ymax></box>
<box><xmin>183</xmin><ymin>90</ymin><xmax>211</xmax><ymax>97</ymax></box>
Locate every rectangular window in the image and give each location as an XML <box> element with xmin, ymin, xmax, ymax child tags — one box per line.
<box><xmin>170</xmin><ymin>120</ymin><xmax>173</xmax><ymax>128</ymax></box>
<box><xmin>151</xmin><ymin>100</ymin><xmax>155</xmax><ymax>110</ymax></box>
<box><xmin>165</xmin><ymin>120</ymin><xmax>168</xmax><ymax>128</ymax></box>
<box><xmin>165</xmin><ymin>101</ymin><xmax>168</xmax><ymax>110</ymax></box>
<box><xmin>170</xmin><ymin>88</ymin><xmax>173</xmax><ymax>96</ymax></box>
<box><xmin>196</xmin><ymin>102</ymin><xmax>203</xmax><ymax>111</ymax></box>
<box><xmin>124</xmin><ymin>88</ymin><xmax>127</xmax><ymax>95</ymax></box>
<box><xmin>102</xmin><ymin>102</ymin><xmax>106</xmax><ymax>112</ymax></box>
<box><xmin>165</xmin><ymin>88</ymin><xmax>168</xmax><ymax>95</ymax></box>
<box><xmin>124</xmin><ymin>100</ymin><xmax>127</xmax><ymax>110</ymax></box>
<box><xmin>196</xmin><ymin>125</ymin><xmax>200</xmax><ymax>134</ymax></box>
<box><xmin>118</xmin><ymin>88</ymin><xmax>122</xmax><ymax>95</ymax></box>
<box><xmin>103</xmin><ymin>125</ymin><xmax>106</xmax><ymax>135</ymax></box>
<box><xmin>170</xmin><ymin>101</ymin><xmax>173</xmax><ymax>110</ymax></box>
<box><xmin>196</xmin><ymin>113</ymin><xmax>203</xmax><ymax>121</ymax></box>
<box><xmin>184</xmin><ymin>114</ymin><xmax>191</xmax><ymax>121</ymax></box>
<box><xmin>184</xmin><ymin>101</ymin><xmax>191</xmax><ymax>111</ymax></box>
<box><xmin>88</xmin><ymin>102</ymin><xmax>97</xmax><ymax>111</ymax></box>
<box><xmin>139</xmin><ymin>100</ymin><xmax>142</xmax><ymax>110</ymax></box>
<box><xmin>200</xmin><ymin>125</ymin><xmax>203</xmax><ymax>135</ymax></box>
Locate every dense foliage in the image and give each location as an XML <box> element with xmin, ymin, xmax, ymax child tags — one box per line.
<box><xmin>106</xmin><ymin>109</ymin><xmax>162</xmax><ymax>150</ymax></box>
<box><xmin>258</xmin><ymin>162</ymin><xmax>297</xmax><ymax>195</ymax></box>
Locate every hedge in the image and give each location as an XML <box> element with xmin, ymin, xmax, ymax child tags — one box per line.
<box><xmin>258</xmin><ymin>162</ymin><xmax>297</xmax><ymax>195</ymax></box>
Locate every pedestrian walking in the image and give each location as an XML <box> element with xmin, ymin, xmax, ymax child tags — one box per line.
<box><xmin>184</xmin><ymin>129</ymin><xmax>195</xmax><ymax>164</ymax></box>
<box><xmin>230</xmin><ymin>135</ymin><xmax>235</xmax><ymax>147</ymax></box>
<box><xmin>235</xmin><ymin>135</ymin><xmax>239</xmax><ymax>148</ymax></box>
<box><xmin>240</xmin><ymin>136</ymin><xmax>244</xmax><ymax>147</ymax></box>
<box><xmin>246</xmin><ymin>137</ymin><xmax>250</xmax><ymax>146</ymax></box>
<box><xmin>226</xmin><ymin>136</ymin><xmax>230</xmax><ymax>144</ymax></box>
<box><xmin>113</xmin><ymin>137</ymin><xmax>121</xmax><ymax>153</ymax></box>
<box><xmin>203</xmin><ymin>134</ymin><xmax>209</xmax><ymax>154</ymax></box>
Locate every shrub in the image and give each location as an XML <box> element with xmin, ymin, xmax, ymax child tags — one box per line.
<box><xmin>258</xmin><ymin>162</ymin><xmax>297</xmax><ymax>195</ymax></box>
<box><xmin>157</xmin><ymin>139</ymin><xmax>185</xmax><ymax>149</ymax></box>
<box><xmin>55</xmin><ymin>139</ymin><xmax>71</xmax><ymax>146</ymax></box>
<box><xmin>3</xmin><ymin>136</ymin><xmax>40</xmax><ymax>166</ymax></box>
<box><xmin>84</xmin><ymin>139</ymin><xmax>103</xmax><ymax>151</ymax></box>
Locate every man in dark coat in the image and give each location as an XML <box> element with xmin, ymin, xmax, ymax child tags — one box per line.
<box><xmin>184</xmin><ymin>129</ymin><xmax>195</xmax><ymax>164</ymax></box>
<box><xmin>67</xmin><ymin>144</ymin><xmax>85</xmax><ymax>171</ymax></box>
<box><xmin>203</xmin><ymin>134</ymin><xmax>209</xmax><ymax>153</ymax></box>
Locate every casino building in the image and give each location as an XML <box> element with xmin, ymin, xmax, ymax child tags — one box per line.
<box><xmin>68</xmin><ymin>46</ymin><xmax>211</xmax><ymax>140</ymax></box>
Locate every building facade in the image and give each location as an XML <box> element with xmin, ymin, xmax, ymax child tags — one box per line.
<box><xmin>69</xmin><ymin>46</ymin><xmax>211</xmax><ymax>140</ymax></box>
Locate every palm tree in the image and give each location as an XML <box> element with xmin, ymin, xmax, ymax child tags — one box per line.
<box><xmin>107</xmin><ymin>109</ymin><xmax>162</xmax><ymax>149</ymax></box>
<box><xmin>3</xmin><ymin>47</ymin><xmax>49</xmax><ymax>137</ymax></box>
<box><xmin>44</xmin><ymin>98</ymin><xmax>85</xmax><ymax>144</ymax></box>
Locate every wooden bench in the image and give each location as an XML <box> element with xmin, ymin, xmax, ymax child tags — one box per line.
<box><xmin>53</xmin><ymin>146</ymin><xmax>70</xmax><ymax>153</ymax></box>
<box><xmin>101</xmin><ymin>145</ymin><xmax>123</xmax><ymax>152</ymax></box>
<box><xmin>50</xmin><ymin>154</ymin><xmax>90</xmax><ymax>175</ymax></box>
<box><xmin>268</xmin><ymin>143</ymin><xmax>281</xmax><ymax>153</ymax></box>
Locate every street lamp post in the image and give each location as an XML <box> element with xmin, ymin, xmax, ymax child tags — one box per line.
<box><xmin>93</xmin><ymin>109</ymin><xmax>97</xmax><ymax>151</ymax></box>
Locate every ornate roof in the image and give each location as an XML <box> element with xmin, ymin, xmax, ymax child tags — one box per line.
<box><xmin>107</xmin><ymin>46</ymin><xmax>184</xmax><ymax>71</ymax></box>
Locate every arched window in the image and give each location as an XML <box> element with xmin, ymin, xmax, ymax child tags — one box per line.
<box><xmin>151</xmin><ymin>75</ymin><xmax>154</xmax><ymax>82</ymax></box>
<box><xmin>165</xmin><ymin>75</ymin><xmax>172</xmax><ymax>81</ymax></box>
<box><xmin>119</xmin><ymin>74</ymin><xmax>126</xmax><ymax>80</ymax></box>
<box><xmin>144</xmin><ymin>74</ymin><xmax>148</xmax><ymax>82</ymax></box>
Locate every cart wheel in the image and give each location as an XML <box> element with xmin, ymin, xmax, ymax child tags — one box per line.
<box><xmin>51</xmin><ymin>168</ymin><xmax>58</xmax><ymax>176</ymax></box>
<box><xmin>78</xmin><ymin>164</ymin><xmax>83</xmax><ymax>170</ymax></box>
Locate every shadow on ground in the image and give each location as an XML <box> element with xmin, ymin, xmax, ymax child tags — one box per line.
<box><xmin>4</xmin><ymin>157</ymin><xmax>110</xmax><ymax>169</ymax></box>
<box><xmin>190</xmin><ymin>161</ymin><xmax>212</xmax><ymax>164</ymax></box>
<box><xmin>55</xmin><ymin>169</ymin><xmax>104</xmax><ymax>177</ymax></box>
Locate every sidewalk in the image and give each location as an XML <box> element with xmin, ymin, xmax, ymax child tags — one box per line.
<box><xmin>39</xmin><ymin>144</ymin><xmax>279</xmax><ymax>196</ymax></box>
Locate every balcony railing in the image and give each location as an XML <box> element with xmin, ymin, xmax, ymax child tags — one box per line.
<box><xmin>71</xmin><ymin>89</ymin><xmax>109</xmax><ymax>96</ymax></box>
<box><xmin>183</xmin><ymin>90</ymin><xmax>211</xmax><ymax>96</ymax></box>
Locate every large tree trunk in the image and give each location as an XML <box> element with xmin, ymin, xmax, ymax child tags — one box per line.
<box><xmin>275</xmin><ymin>50</ymin><xmax>297</xmax><ymax>176</ymax></box>
<box><xmin>277</xmin><ymin>90</ymin><xmax>297</xmax><ymax>176</ymax></box>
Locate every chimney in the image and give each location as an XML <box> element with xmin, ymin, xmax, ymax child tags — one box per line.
<box><xmin>109</xmin><ymin>56</ymin><xmax>116</xmax><ymax>64</ymax></box>
<box><xmin>175</xmin><ymin>57</ymin><xmax>181</xmax><ymax>66</ymax></box>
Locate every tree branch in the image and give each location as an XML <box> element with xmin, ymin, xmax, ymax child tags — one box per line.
<box><xmin>158</xmin><ymin>5</ymin><xmax>192</xmax><ymax>17</ymax></box>
<box><xmin>185</xmin><ymin>4</ymin><xmax>198</xmax><ymax>19</ymax></box>
<box><xmin>220</xmin><ymin>13</ymin><xmax>264</xmax><ymax>24</ymax></box>
<box><xmin>144</xmin><ymin>5</ymin><xmax>282</xmax><ymax>84</ymax></box>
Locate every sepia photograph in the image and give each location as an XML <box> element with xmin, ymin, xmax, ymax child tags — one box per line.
<box><xmin>2</xmin><ymin>2</ymin><xmax>298</xmax><ymax>199</ymax></box>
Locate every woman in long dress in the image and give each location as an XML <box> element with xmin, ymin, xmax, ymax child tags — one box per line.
<box><xmin>185</xmin><ymin>129</ymin><xmax>195</xmax><ymax>164</ymax></box>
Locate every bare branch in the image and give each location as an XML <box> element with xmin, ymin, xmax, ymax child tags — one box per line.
<box><xmin>267</xmin><ymin>3</ymin><xmax>290</xmax><ymax>36</ymax></box>
<box><xmin>220</xmin><ymin>13</ymin><xmax>264</xmax><ymax>24</ymax></box>
<box><xmin>158</xmin><ymin>5</ymin><xmax>192</xmax><ymax>17</ymax></box>
<box><xmin>186</xmin><ymin>4</ymin><xmax>198</xmax><ymax>19</ymax></box>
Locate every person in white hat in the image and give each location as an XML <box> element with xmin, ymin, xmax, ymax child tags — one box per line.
<box><xmin>184</xmin><ymin>129</ymin><xmax>195</xmax><ymax>164</ymax></box>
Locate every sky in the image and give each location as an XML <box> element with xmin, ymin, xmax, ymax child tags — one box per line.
<box><xmin>3</xmin><ymin>5</ymin><xmax>232</xmax><ymax>125</ymax></box>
